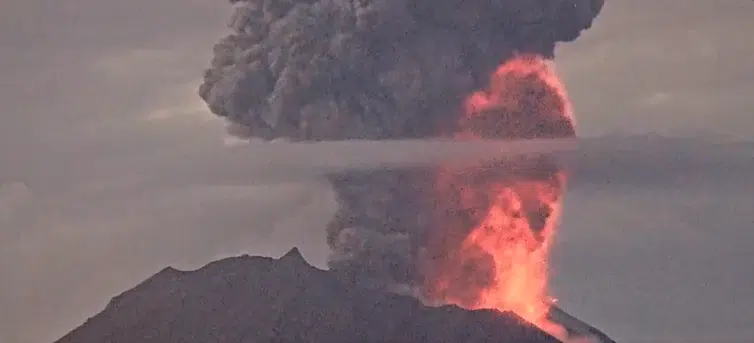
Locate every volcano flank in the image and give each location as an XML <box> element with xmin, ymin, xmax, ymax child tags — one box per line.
<box><xmin>55</xmin><ymin>248</ymin><xmax>604</xmax><ymax>343</ymax></box>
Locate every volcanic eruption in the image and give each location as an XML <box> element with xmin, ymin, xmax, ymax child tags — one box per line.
<box><xmin>422</xmin><ymin>54</ymin><xmax>574</xmax><ymax>331</ymax></box>
<box><xmin>199</xmin><ymin>0</ymin><xmax>603</xmax><ymax>340</ymax></box>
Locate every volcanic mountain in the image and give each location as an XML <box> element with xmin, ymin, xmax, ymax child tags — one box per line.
<box><xmin>53</xmin><ymin>0</ymin><xmax>614</xmax><ymax>342</ymax></box>
<box><xmin>54</xmin><ymin>248</ymin><xmax>611</xmax><ymax>343</ymax></box>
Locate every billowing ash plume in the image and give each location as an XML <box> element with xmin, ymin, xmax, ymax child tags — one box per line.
<box><xmin>199</xmin><ymin>0</ymin><xmax>603</xmax><ymax>291</ymax></box>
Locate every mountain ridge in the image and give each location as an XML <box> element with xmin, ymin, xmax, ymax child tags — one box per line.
<box><xmin>55</xmin><ymin>247</ymin><xmax>561</xmax><ymax>343</ymax></box>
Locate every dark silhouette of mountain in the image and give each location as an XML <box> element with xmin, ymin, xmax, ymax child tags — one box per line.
<box><xmin>55</xmin><ymin>248</ymin><xmax>563</xmax><ymax>343</ymax></box>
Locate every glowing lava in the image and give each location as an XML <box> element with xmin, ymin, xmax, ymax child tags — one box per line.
<box><xmin>421</xmin><ymin>54</ymin><xmax>575</xmax><ymax>337</ymax></box>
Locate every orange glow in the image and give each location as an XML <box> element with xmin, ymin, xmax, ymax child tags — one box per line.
<box><xmin>422</xmin><ymin>54</ymin><xmax>574</xmax><ymax>338</ymax></box>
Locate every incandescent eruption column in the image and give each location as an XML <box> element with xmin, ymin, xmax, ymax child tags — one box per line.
<box><xmin>421</xmin><ymin>54</ymin><xmax>575</xmax><ymax>338</ymax></box>
<box><xmin>199</xmin><ymin>0</ymin><xmax>604</xmax><ymax>339</ymax></box>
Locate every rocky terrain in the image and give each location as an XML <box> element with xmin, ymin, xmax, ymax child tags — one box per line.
<box><xmin>55</xmin><ymin>248</ymin><xmax>563</xmax><ymax>343</ymax></box>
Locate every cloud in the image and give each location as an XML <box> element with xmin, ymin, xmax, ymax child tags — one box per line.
<box><xmin>565</xmin><ymin>135</ymin><xmax>754</xmax><ymax>189</ymax></box>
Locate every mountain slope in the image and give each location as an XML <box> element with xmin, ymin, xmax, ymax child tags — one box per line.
<box><xmin>55</xmin><ymin>248</ymin><xmax>561</xmax><ymax>343</ymax></box>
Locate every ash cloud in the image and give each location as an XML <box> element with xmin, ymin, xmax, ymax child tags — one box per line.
<box><xmin>199</xmin><ymin>0</ymin><xmax>603</xmax><ymax>289</ymax></box>
<box><xmin>200</xmin><ymin>0</ymin><xmax>603</xmax><ymax>141</ymax></box>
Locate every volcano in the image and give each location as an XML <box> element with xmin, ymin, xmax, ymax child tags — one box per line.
<box><xmin>53</xmin><ymin>0</ymin><xmax>616</xmax><ymax>342</ymax></box>
<box><xmin>54</xmin><ymin>248</ymin><xmax>613</xmax><ymax>343</ymax></box>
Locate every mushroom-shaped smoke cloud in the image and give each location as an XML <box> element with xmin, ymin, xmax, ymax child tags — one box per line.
<box><xmin>199</xmin><ymin>0</ymin><xmax>603</xmax><ymax>292</ymax></box>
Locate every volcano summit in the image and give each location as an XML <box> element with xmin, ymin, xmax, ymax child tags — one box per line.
<box><xmin>56</xmin><ymin>248</ymin><xmax>614</xmax><ymax>343</ymax></box>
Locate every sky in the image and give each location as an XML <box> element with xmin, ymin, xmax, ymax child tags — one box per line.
<box><xmin>1</xmin><ymin>1</ymin><xmax>753</xmax><ymax>343</ymax></box>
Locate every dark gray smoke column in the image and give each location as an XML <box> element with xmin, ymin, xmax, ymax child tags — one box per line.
<box><xmin>199</xmin><ymin>0</ymin><xmax>604</xmax><ymax>289</ymax></box>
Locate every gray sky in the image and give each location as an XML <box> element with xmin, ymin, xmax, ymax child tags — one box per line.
<box><xmin>1</xmin><ymin>1</ymin><xmax>753</xmax><ymax>343</ymax></box>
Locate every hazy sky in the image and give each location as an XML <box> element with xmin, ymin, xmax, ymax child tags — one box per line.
<box><xmin>1</xmin><ymin>1</ymin><xmax>753</xmax><ymax>343</ymax></box>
